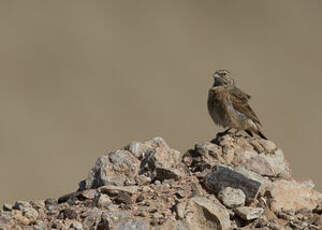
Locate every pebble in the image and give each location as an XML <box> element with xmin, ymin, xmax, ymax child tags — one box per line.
<box><xmin>71</xmin><ymin>221</ymin><xmax>83</xmax><ymax>230</ymax></box>
<box><xmin>218</xmin><ymin>187</ymin><xmax>246</xmax><ymax>208</ymax></box>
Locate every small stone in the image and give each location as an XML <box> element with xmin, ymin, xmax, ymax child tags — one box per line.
<box><xmin>78</xmin><ymin>189</ymin><xmax>97</xmax><ymax>200</ymax></box>
<box><xmin>114</xmin><ymin>191</ymin><xmax>132</xmax><ymax>205</ymax></box>
<box><xmin>154</xmin><ymin>180</ymin><xmax>161</xmax><ymax>185</ymax></box>
<box><xmin>97</xmin><ymin>194</ymin><xmax>112</xmax><ymax>208</ymax></box>
<box><xmin>222</xmin><ymin>146</ymin><xmax>235</xmax><ymax>163</ymax></box>
<box><xmin>13</xmin><ymin>210</ymin><xmax>30</xmax><ymax>225</ymax></box>
<box><xmin>106</xmin><ymin>204</ymin><xmax>119</xmax><ymax>211</ymax></box>
<box><xmin>218</xmin><ymin>187</ymin><xmax>246</xmax><ymax>208</ymax></box>
<box><xmin>148</xmin><ymin>207</ymin><xmax>158</xmax><ymax>213</ymax></box>
<box><xmin>176</xmin><ymin>202</ymin><xmax>186</xmax><ymax>219</ymax></box>
<box><xmin>13</xmin><ymin>201</ymin><xmax>31</xmax><ymax>210</ymax></box>
<box><xmin>135</xmin><ymin>175</ymin><xmax>152</xmax><ymax>185</ymax></box>
<box><xmin>44</xmin><ymin>198</ymin><xmax>57</xmax><ymax>206</ymax></box>
<box><xmin>235</xmin><ymin>207</ymin><xmax>264</xmax><ymax>220</ymax></box>
<box><xmin>136</xmin><ymin>194</ymin><xmax>145</xmax><ymax>203</ymax></box>
<box><xmin>175</xmin><ymin>190</ymin><xmax>186</xmax><ymax>199</ymax></box>
<box><xmin>259</xmin><ymin>139</ymin><xmax>277</xmax><ymax>153</ymax></box>
<box><xmin>98</xmin><ymin>185</ymin><xmax>138</xmax><ymax>195</ymax></box>
<box><xmin>71</xmin><ymin>221</ymin><xmax>83</xmax><ymax>230</ymax></box>
<box><xmin>23</xmin><ymin>207</ymin><xmax>39</xmax><ymax>221</ymax></box>
<box><xmin>3</xmin><ymin>203</ymin><xmax>12</xmax><ymax>211</ymax></box>
<box><xmin>218</xmin><ymin>134</ymin><xmax>234</xmax><ymax>147</ymax></box>
<box><xmin>312</xmin><ymin>215</ymin><xmax>322</xmax><ymax>226</ymax></box>
<box><xmin>152</xmin><ymin>213</ymin><xmax>163</xmax><ymax>219</ymax></box>
<box><xmin>116</xmin><ymin>218</ymin><xmax>150</xmax><ymax>230</ymax></box>
<box><xmin>58</xmin><ymin>208</ymin><xmax>77</xmax><ymax>219</ymax></box>
<box><xmin>46</xmin><ymin>205</ymin><xmax>57</xmax><ymax>211</ymax></box>
<box><xmin>124</xmin><ymin>177</ymin><xmax>136</xmax><ymax>186</ymax></box>
<box><xmin>30</xmin><ymin>200</ymin><xmax>45</xmax><ymax>210</ymax></box>
<box><xmin>313</xmin><ymin>202</ymin><xmax>322</xmax><ymax>215</ymax></box>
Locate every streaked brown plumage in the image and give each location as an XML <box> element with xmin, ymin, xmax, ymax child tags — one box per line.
<box><xmin>207</xmin><ymin>70</ymin><xmax>267</xmax><ymax>139</ymax></box>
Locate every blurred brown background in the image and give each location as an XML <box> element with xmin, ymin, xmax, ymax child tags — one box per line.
<box><xmin>0</xmin><ymin>0</ymin><xmax>321</xmax><ymax>204</ymax></box>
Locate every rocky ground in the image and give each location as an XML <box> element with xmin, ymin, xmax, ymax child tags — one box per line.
<box><xmin>1</xmin><ymin>133</ymin><xmax>322</xmax><ymax>230</ymax></box>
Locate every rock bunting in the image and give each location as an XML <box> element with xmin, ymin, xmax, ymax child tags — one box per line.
<box><xmin>207</xmin><ymin>69</ymin><xmax>267</xmax><ymax>139</ymax></box>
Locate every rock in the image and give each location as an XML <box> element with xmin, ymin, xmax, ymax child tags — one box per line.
<box><xmin>2</xmin><ymin>203</ymin><xmax>12</xmax><ymax>211</ymax></box>
<box><xmin>244</xmin><ymin>149</ymin><xmax>290</xmax><ymax>177</ymax></box>
<box><xmin>115</xmin><ymin>218</ymin><xmax>150</xmax><ymax>230</ymax></box>
<box><xmin>249</xmin><ymin>139</ymin><xmax>265</xmax><ymax>153</ymax></box>
<box><xmin>234</xmin><ymin>166</ymin><xmax>271</xmax><ymax>194</ymax></box>
<box><xmin>195</xmin><ymin>142</ymin><xmax>223</xmax><ymax>163</ymax></box>
<box><xmin>58</xmin><ymin>208</ymin><xmax>77</xmax><ymax>219</ymax></box>
<box><xmin>99</xmin><ymin>185</ymin><xmax>138</xmax><ymax>195</ymax></box>
<box><xmin>13</xmin><ymin>201</ymin><xmax>31</xmax><ymax>210</ymax></box>
<box><xmin>259</xmin><ymin>139</ymin><xmax>277</xmax><ymax>153</ymax></box>
<box><xmin>126</xmin><ymin>141</ymin><xmax>149</xmax><ymax>159</ymax></box>
<box><xmin>140</xmin><ymin>145</ymin><xmax>183</xmax><ymax>181</ymax></box>
<box><xmin>313</xmin><ymin>202</ymin><xmax>322</xmax><ymax>215</ymax></box>
<box><xmin>235</xmin><ymin>206</ymin><xmax>264</xmax><ymax>220</ymax></box>
<box><xmin>183</xmin><ymin>196</ymin><xmax>231</xmax><ymax>230</ymax></box>
<box><xmin>217</xmin><ymin>134</ymin><xmax>234</xmax><ymax>147</ymax></box>
<box><xmin>205</xmin><ymin>165</ymin><xmax>262</xmax><ymax>201</ymax></box>
<box><xmin>114</xmin><ymin>191</ymin><xmax>132</xmax><ymax>205</ymax></box>
<box><xmin>135</xmin><ymin>194</ymin><xmax>145</xmax><ymax>203</ymax></box>
<box><xmin>245</xmin><ymin>155</ymin><xmax>277</xmax><ymax>176</ymax></box>
<box><xmin>126</xmin><ymin>137</ymin><xmax>170</xmax><ymax>159</ymax></box>
<box><xmin>30</xmin><ymin>200</ymin><xmax>45</xmax><ymax>210</ymax></box>
<box><xmin>175</xmin><ymin>202</ymin><xmax>186</xmax><ymax>219</ymax></box>
<box><xmin>22</xmin><ymin>206</ymin><xmax>39</xmax><ymax>222</ymax></box>
<box><xmin>97</xmin><ymin>193</ymin><xmax>112</xmax><ymax>208</ymax></box>
<box><xmin>222</xmin><ymin>146</ymin><xmax>235</xmax><ymax>163</ymax></box>
<box><xmin>218</xmin><ymin>187</ymin><xmax>246</xmax><ymax>208</ymax></box>
<box><xmin>1</xmin><ymin>135</ymin><xmax>321</xmax><ymax>230</ymax></box>
<box><xmin>268</xmin><ymin>179</ymin><xmax>322</xmax><ymax>212</ymax></box>
<box><xmin>58</xmin><ymin>191</ymin><xmax>79</xmax><ymax>204</ymax></box>
<box><xmin>135</xmin><ymin>175</ymin><xmax>152</xmax><ymax>185</ymax></box>
<box><xmin>71</xmin><ymin>221</ymin><xmax>83</xmax><ymax>230</ymax></box>
<box><xmin>100</xmin><ymin>211</ymin><xmax>132</xmax><ymax>229</ymax></box>
<box><xmin>79</xmin><ymin>150</ymin><xmax>140</xmax><ymax>190</ymax></box>
<box><xmin>0</xmin><ymin>213</ymin><xmax>14</xmax><ymax>230</ymax></box>
<box><xmin>82</xmin><ymin>208</ymin><xmax>102</xmax><ymax>229</ymax></box>
<box><xmin>78</xmin><ymin>189</ymin><xmax>98</xmax><ymax>200</ymax></box>
<box><xmin>13</xmin><ymin>210</ymin><xmax>30</xmax><ymax>225</ymax></box>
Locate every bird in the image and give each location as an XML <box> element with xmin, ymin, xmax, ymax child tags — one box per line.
<box><xmin>207</xmin><ymin>69</ymin><xmax>267</xmax><ymax>139</ymax></box>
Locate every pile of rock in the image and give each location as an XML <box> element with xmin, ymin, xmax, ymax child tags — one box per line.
<box><xmin>1</xmin><ymin>134</ymin><xmax>321</xmax><ymax>229</ymax></box>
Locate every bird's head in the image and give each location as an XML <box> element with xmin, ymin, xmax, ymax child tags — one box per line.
<box><xmin>212</xmin><ymin>69</ymin><xmax>235</xmax><ymax>87</ymax></box>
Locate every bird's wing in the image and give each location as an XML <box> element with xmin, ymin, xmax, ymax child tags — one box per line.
<box><xmin>228</xmin><ymin>87</ymin><xmax>262</xmax><ymax>126</ymax></box>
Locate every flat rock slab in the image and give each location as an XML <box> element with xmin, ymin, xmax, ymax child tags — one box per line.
<box><xmin>99</xmin><ymin>185</ymin><xmax>138</xmax><ymax>195</ymax></box>
<box><xmin>235</xmin><ymin>207</ymin><xmax>264</xmax><ymax>220</ymax></box>
<box><xmin>205</xmin><ymin>165</ymin><xmax>262</xmax><ymax>201</ymax></box>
